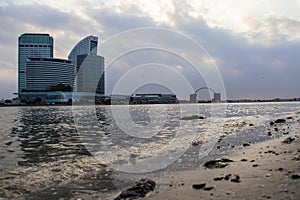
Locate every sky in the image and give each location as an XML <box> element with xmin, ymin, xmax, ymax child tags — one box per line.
<box><xmin>0</xmin><ymin>0</ymin><xmax>300</xmax><ymax>100</ymax></box>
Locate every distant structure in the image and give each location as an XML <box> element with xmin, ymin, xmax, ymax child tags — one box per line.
<box><xmin>190</xmin><ymin>94</ymin><xmax>197</xmax><ymax>103</ymax></box>
<box><xmin>212</xmin><ymin>92</ymin><xmax>221</xmax><ymax>103</ymax></box>
<box><xmin>68</xmin><ymin>36</ymin><xmax>105</xmax><ymax>94</ymax></box>
<box><xmin>18</xmin><ymin>33</ymin><xmax>53</xmax><ymax>93</ymax></box>
<box><xmin>26</xmin><ymin>58</ymin><xmax>75</xmax><ymax>91</ymax></box>
<box><xmin>190</xmin><ymin>87</ymin><xmax>221</xmax><ymax>103</ymax></box>
<box><xmin>130</xmin><ymin>94</ymin><xmax>178</xmax><ymax>104</ymax></box>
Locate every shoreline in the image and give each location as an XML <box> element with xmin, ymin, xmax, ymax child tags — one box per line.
<box><xmin>145</xmin><ymin>131</ymin><xmax>300</xmax><ymax>199</ymax></box>
<box><xmin>0</xmin><ymin>110</ymin><xmax>299</xmax><ymax>199</ymax></box>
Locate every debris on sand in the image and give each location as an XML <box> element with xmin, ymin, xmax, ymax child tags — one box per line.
<box><xmin>203</xmin><ymin>158</ymin><xmax>234</xmax><ymax>169</ymax></box>
<box><xmin>114</xmin><ymin>178</ymin><xmax>156</xmax><ymax>200</ymax></box>
<box><xmin>282</xmin><ymin>137</ymin><xmax>295</xmax><ymax>144</ymax></box>
<box><xmin>274</xmin><ymin>119</ymin><xmax>286</xmax><ymax>124</ymax></box>
<box><xmin>180</xmin><ymin>115</ymin><xmax>206</xmax><ymax>120</ymax></box>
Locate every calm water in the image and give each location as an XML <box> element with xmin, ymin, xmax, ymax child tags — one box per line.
<box><xmin>0</xmin><ymin>102</ymin><xmax>299</xmax><ymax>174</ymax></box>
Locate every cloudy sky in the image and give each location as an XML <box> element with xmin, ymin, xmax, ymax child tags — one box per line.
<box><xmin>0</xmin><ymin>0</ymin><xmax>300</xmax><ymax>100</ymax></box>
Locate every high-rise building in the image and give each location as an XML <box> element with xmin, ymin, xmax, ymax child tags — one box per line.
<box><xmin>76</xmin><ymin>54</ymin><xmax>105</xmax><ymax>94</ymax></box>
<box><xmin>68</xmin><ymin>36</ymin><xmax>104</xmax><ymax>94</ymax></box>
<box><xmin>18</xmin><ymin>33</ymin><xmax>53</xmax><ymax>93</ymax></box>
<box><xmin>68</xmin><ymin>36</ymin><xmax>98</xmax><ymax>71</ymax></box>
<box><xmin>26</xmin><ymin>58</ymin><xmax>75</xmax><ymax>91</ymax></box>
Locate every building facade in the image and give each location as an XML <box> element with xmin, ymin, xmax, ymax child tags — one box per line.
<box><xmin>26</xmin><ymin>58</ymin><xmax>75</xmax><ymax>91</ymax></box>
<box><xmin>76</xmin><ymin>54</ymin><xmax>105</xmax><ymax>94</ymax></box>
<box><xmin>68</xmin><ymin>36</ymin><xmax>98</xmax><ymax>71</ymax></box>
<box><xmin>18</xmin><ymin>33</ymin><xmax>53</xmax><ymax>93</ymax></box>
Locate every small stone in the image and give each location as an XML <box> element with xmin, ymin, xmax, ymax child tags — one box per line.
<box><xmin>282</xmin><ymin>137</ymin><xmax>295</xmax><ymax>144</ymax></box>
<box><xmin>213</xmin><ymin>177</ymin><xmax>224</xmax><ymax>181</ymax></box>
<box><xmin>231</xmin><ymin>175</ymin><xmax>241</xmax><ymax>183</ymax></box>
<box><xmin>278</xmin><ymin>167</ymin><xmax>283</xmax><ymax>171</ymax></box>
<box><xmin>203</xmin><ymin>186</ymin><xmax>214</xmax><ymax>191</ymax></box>
<box><xmin>5</xmin><ymin>141</ymin><xmax>13</xmax><ymax>146</ymax></box>
<box><xmin>275</xmin><ymin>119</ymin><xmax>286</xmax><ymax>123</ymax></box>
<box><xmin>252</xmin><ymin>164</ymin><xmax>259</xmax><ymax>167</ymax></box>
<box><xmin>267</xmin><ymin>132</ymin><xmax>272</xmax><ymax>136</ymax></box>
<box><xmin>224</xmin><ymin>174</ymin><xmax>231</xmax><ymax>180</ymax></box>
<box><xmin>270</xmin><ymin>121</ymin><xmax>275</xmax><ymax>126</ymax></box>
<box><xmin>291</xmin><ymin>174</ymin><xmax>300</xmax><ymax>179</ymax></box>
<box><xmin>192</xmin><ymin>183</ymin><xmax>206</xmax><ymax>189</ymax></box>
<box><xmin>240</xmin><ymin>158</ymin><xmax>248</xmax><ymax>162</ymax></box>
<box><xmin>243</xmin><ymin>143</ymin><xmax>250</xmax><ymax>147</ymax></box>
<box><xmin>266</xmin><ymin>174</ymin><xmax>271</xmax><ymax>177</ymax></box>
<box><xmin>203</xmin><ymin>158</ymin><xmax>234</xmax><ymax>169</ymax></box>
<box><xmin>249</xmin><ymin>123</ymin><xmax>254</xmax><ymax>126</ymax></box>
<box><xmin>114</xmin><ymin>178</ymin><xmax>156</xmax><ymax>200</ymax></box>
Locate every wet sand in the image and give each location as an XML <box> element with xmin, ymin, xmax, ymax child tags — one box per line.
<box><xmin>146</xmin><ymin>130</ymin><xmax>300</xmax><ymax>200</ymax></box>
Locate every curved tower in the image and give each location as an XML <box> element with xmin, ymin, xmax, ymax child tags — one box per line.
<box><xmin>68</xmin><ymin>36</ymin><xmax>98</xmax><ymax>71</ymax></box>
<box><xmin>68</xmin><ymin>35</ymin><xmax>104</xmax><ymax>94</ymax></box>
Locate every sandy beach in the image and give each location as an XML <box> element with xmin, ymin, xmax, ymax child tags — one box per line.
<box><xmin>145</xmin><ymin>132</ymin><xmax>300</xmax><ymax>200</ymax></box>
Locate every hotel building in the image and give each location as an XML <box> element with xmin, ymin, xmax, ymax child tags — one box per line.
<box><xmin>26</xmin><ymin>58</ymin><xmax>75</xmax><ymax>91</ymax></box>
<box><xmin>18</xmin><ymin>33</ymin><xmax>53</xmax><ymax>93</ymax></box>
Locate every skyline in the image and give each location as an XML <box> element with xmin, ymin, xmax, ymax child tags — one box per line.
<box><xmin>1</xmin><ymin>0</ymin><xmax>300</xmax><ymax>100</ymax></box>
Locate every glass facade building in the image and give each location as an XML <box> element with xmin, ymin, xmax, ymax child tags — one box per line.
<box><xmin>68</xmin><ymin>36</ymin><xmax>98</xmax><ymax>71</ymax></box>
<box><xmin>18</xmin><ymin>33</ymin><xmax>53</xmax><ymax>93</ymax></box>
<box><xmin>76</xmin><ymin>54</ymin><xmax>105</xmax><ymax>94</ymax></box>
<box><xmin>68</xmin><ymin>35</ymin><xmax>104</xmax><ymax>94</ymax></box>
<box><xmin>26</xmin><ymin>58</ymin><xmax>75</xmax><ymax>91</ymax></box>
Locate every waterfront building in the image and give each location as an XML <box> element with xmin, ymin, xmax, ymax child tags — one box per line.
<box><xmin>18</xmin><ymin>33</ymin><xmax>53</xmax><ymax>93</ymax></box>
<box><xmin>130</xmin><ymin>94</ymin><xmax>178</xmax><ymax>104</ymax></box>
<box><xmin>68</xmin><ymin>36</ymin><xmax>98</xmax><ymax>71</ymax></box>
<box><xmin>76</xmin><ymin>54</ymin><xmax>105</xmax><ymax>94</ymax></box>
<box><xmin>25</xmin><ymin>58</ymin><xmax>75</xmax><ymax>91</ymax></box>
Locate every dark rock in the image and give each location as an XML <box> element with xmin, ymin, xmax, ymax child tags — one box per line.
<box><xmin>250</xmin><ymin>160</ymin><xmax>255</xmax><ymax>162</ymax></box>
<box><xmin>274</xmin><ymin>128</ymin><xmax>279</xmax><ymax>131</ymax></box>
<box><xmin>192</xmin><ymin>140</ymin><xmax>202</xmax><ymax>146</ymax></box>
<box><xmin>181</xmin><ymin>115</ymin><xmax>205</xmax><ymax>120</ymax></box>
<box><xmin>114</xmin><ymin>178</ymin><xmax>156</xmax><ymax>200</ymax></box>
<box><xmin>240</xmin><ymin>158</ymin><xmax>248</xmax><ymax>162</ymax></box>
<box><xmin>230</xmin><ymin>175</ymin><xmax>241</xmax><ymax>183</ymax></box>
<box><xmin>275</xmin><ymin>119</ymin><xmax>286</xmax><ymax>123</ymax></box>
<box><xmin>249</xmin><ymin>123</ymin><xmax>254</xmax><ymax>126</ymax></box>
<box><xmin>282</xmin><ymin>137</ymin><xmax>295</xmax><ymax>144</ymax></box>
<box><xmin>283</xmin><ymin>132</ymin><xmax>289</xmax><ymax>135</ymax></box>
<box><xmin>203</xmin><ymin>186</ymin><xmax>214</xmax><ymax>191</ymax></box>
<box><xmin>5</xmin><ymin>141</ymin><xmax>13</xmax><ymax>146</ymax></box>
<box><xmin>224</xmin><ymin>174</ymin><xmax>232</xmax><ymax>180</ymax></box>
<box><xmin>291</xmin><ymin>174</ymin><xmax>300</xmax><ymax>179</ymax></box>
<box><xmin>267</xmin><ymin>132</ymin><xmax>272</xmax><ymax>136</ymax></box>
<box><xmin>252</xmin><ymin>164</ymin><xmax>259</xmax><ymax>167</ymax></box>
<box><xmin>192</xmin><ymin>183</ymin><xmax>206</xmax><ymax>189</ymax></box>
<box><xmin>270</xmin><ymin>121</ymin><xmax>275</xmax><ymax>126</ymax></box>
<box><xmin>203</xmin><ymin>158</ymin><xmax>234</xmax><ymax>169</ymax></box>
<box><xmin>287</xmin><ymin>117</ymin><xmax>293</xmax><ymax>120</ymax></box>
<box><xmin>243</xmin><ymin>143</ymin><xmax>250</xmax><ymax>147</ymax></box>
<box><xmin>213</xmin><ymin>177</ymin><xmax>224</xmax><ymax>181</ymax></box>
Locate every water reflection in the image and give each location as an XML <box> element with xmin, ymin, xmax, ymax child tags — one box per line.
<box><xmin>14</xmin><ymin>107</ymin><xmax>91</xmax><ymax>166</ymax></box>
